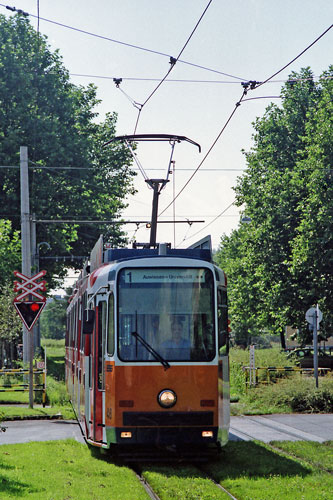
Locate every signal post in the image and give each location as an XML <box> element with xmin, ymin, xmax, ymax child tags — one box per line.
<box><xmin>13</xmin><ymin>271</ymin><xmax>47</xmax><ymax>408</ymax></box>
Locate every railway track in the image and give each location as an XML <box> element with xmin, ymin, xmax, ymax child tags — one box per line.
<box><xmin>131</xmin><ymin>461</ymin><xmax>241</xmax><ymax>500</ymax></box>
<box><xmin>194</xmin><ymin>463</ymin><xmax>240</xmax><ymax>500</ymax></box>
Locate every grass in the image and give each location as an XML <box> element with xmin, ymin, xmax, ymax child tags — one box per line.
<box><xmin>201</xmin><ymin>440</ymin><xmax>333</xmax><ymax>500</ymax></box>
<box><xmin>271</xmin><ymin>441</ymin><xmax>333</xmax><ymax>473</ymax></box>
<box><xmin>142</xmin><ymin>464</ymin><xmax>230</xmax><ymax>500</ymax></box>
<box><xmin>0</xmin><ymin>440</ymin><xmax>149</xmax><ymax>499</ymax></box>
<box><xmin>0</xmin><ymin>405</ymin><xmax>74</xmax><ymax>420</ymax></box>
<box><xmin>1</xmin><ymin>439</ymin><xmax>332</xmax><ymax>499</ymax></box>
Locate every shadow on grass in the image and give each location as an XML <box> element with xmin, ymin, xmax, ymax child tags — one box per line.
<box><xmin>205</xmin><ymin>441</ymin><xmax>312</xmax><ymax>481</ymax></box>
<box><xmin>87</xmin><ymin>440</ymin><xmax>311</xmax><ymax>482</ymax></box>
<box><xmin>0</xmin><ymin>461</ymin><xmax>36</xmax><ymax>496</ymax></box>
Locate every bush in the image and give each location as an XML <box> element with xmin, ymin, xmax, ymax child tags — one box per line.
<box><xmin>288</xmin><ymin>379</ymin><xmax>333</xmax><ymax>413</ymax></box>
<box><xmin>242</xmin><ymin>375</ymin><xmax>333</xmax><ymax>414</ymax></box>
<box><xmin>45</xmin><ymin>377</ymin><xmax>69</xmax><ymax>406</ymax></box>
<box><xmin>230</xmin><ymin>361</ymin><xmax>246</xmax><ymax>396</ymax></box>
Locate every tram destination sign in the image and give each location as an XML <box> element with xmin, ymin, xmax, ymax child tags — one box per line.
<box><xmin>124</xmin><ymin>269</ymin><xmax>206</xmax><ymax>284</ymax></box>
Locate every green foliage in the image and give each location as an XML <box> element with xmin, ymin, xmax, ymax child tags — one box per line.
<box><xmin>288</xmin><ymin>378</ymin><xmax>333</xmax><ymax>413</ymax></box>
<box><xmin>216</xmin><ymin>66</ymin><xmax>333</xmax><ymax>345</ymax></box>
<box><xmin>0</xmin><ymin>14</ymin><xmax>135</xmax><ymax>290</ymax></box>
<box><xmin>0</xmin><ymin>220</ymin><xmax>21</xmax><ymax>286</ymax></box>
<box><xmin>44</xmin><ymin>377</ymin><xmax>69</xmax><ymax>406</ymax></box>
<box><xmin>0</xmin><ymin>281</ymin><xmax>22</xmax><ymax>343</ymax></box>
<box><xmin>233</xmin><ymin>374</ymin><xmax>333</xmax><ymax>416</ymax></box>
<box><xmin>40</xmin><ymin>297</ymin><xmax>67</xmax><ymax>340</ymax></box>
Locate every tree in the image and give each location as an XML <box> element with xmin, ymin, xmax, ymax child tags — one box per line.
<box><xmin>40</xmin><ymin>296</ymin><xmax>67</xmax><ymax>340</ymax></box>
<box><xmin>216</xmin><ymin>67</ymin><xmax>333</xmax><ymax>345</ymax></box>
<box><xmin>0</xmin><ymin>281</ymin><xmax>22</xmax><ymax>366</ymax></box>
<box><xmin>0</xmin><ymin>219</ymin><xmax>21</xmax><ymax>286</ymax></box>
<box><xmin>0</xmin><ymin>14</ymin><xmax>135</xmax><ymax>288</ymax></box>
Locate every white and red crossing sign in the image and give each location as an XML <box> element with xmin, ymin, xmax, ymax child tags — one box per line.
<box><xmin>13</xmin><ymin>270</ymin><xmax>47</xmax><ymax>330</ymax></box>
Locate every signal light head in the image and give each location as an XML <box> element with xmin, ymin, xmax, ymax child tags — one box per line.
<box><xmin>13</xmin><ymin>301</ymin><xmax>46</xmax><ymax>330</ymax></box>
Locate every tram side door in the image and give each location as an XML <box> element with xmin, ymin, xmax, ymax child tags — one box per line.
<box><xmin>91</xmin><ymin>297</ymin><xmax>107</xmax><ymax>443</ymax></box>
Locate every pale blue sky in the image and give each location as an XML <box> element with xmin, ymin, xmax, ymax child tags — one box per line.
<box><xmin>3</xmin><ymin>1</ymin><xmax>333</xmax><ymax>248</ymax></box>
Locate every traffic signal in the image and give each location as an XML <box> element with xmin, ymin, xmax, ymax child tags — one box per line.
<box><xmin>13</xmin><ymin>301</ymin><xmax>46</xmax><ymax>330</ymax></box>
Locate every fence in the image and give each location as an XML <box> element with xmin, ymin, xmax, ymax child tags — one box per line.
<box><xmin>243</xmin><ymin>365</ymin><xmax>331</xmax><ymax>389</ymax></box>
<box><xmin>0</xmin><ymin>368</ymin><xmax>46</xmax><ymax>406</ymax></box>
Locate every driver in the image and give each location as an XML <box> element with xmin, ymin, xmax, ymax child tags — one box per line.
<box><xmin>160</xmin><ymin>317</ymin><xmax>190</xmax><ymax>359</ymax></box>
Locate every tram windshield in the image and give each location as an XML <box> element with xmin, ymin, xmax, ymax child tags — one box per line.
<box><xmin>117</xmin><ymin>267</ymin><xmax>216</xmax><ymax>362</ymax></box>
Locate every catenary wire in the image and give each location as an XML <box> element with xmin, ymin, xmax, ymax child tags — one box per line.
<box><xmin>159</xmin><ymin>24</ymin><xmax>333</xmax><ymax>216</ymax></box>
<box><xmin>254</xmin><ymin>23</ymin><xmax>333</xmax><ymax>89</ymax></box>
<box><xmin>178</xmin><ymin>201</ymin><xmax>236</xmax><ymax>246</ymax></box>
<box><xmin>159</xmin><ymin>88</ymin><xmax>247</xmax><ymax>216</ymax></box>
<box><xmin>133</xmin><ymin>0</ymin><xmax>215</xmax><ymax>132</ymax></box>
<box><xmin>69</xmin><ymin>73</ymin><xmax>333</xmax><ymax>84</ymax></box>
<box><xmin>1</xmin><ymin>3</ymin><xmax>247</xmax><ymax>81</ymax></box>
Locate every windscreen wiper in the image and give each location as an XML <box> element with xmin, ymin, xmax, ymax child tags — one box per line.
<box><xmin>131</xmin><ymin>331</ymin><xmax>170</xmax><ymax>370</ymax></box>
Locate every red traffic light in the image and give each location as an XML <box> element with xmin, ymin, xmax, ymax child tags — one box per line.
<box><xmin>13</xmin><ymin>301</ymin><xmax>46</xmax><ymax>330</ymax></box>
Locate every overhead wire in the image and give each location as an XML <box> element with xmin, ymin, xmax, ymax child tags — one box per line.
<box><xmin>1</xmin><ymin>3</ymin><xmax>247</xmax><ymax>81</ymax></box>
<box><xmin>254</xmin><ymin>23</ymin><xmax>333</xmax><ymax>89</ymax></box>
<box><xmin>68</xmin><ymin>73</ymin><xmax>333</xmax><ymax>84</ymax></box>
<box><xmin>159</xmin><ymin>22</ymin><xmax>333</xmax><ymax>219</ymax></box>
<box><xmin>159</xmin><ymin>88</ymin><xmax>248</xmax><ymax>216</ymax></box>
<box><xmin>132</xmin><ymin>0</ymin><xmax>215</xmax><ymax>133</ymax></box>
<box><xmin>178</xmin><ymin>201</ymin><xmax>236</xmax><ymax>246</ymax></box>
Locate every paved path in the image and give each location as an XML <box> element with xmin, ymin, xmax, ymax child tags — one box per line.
<box><xmin>1</xmin><ymin>414</ymin><xmax>332</xmax><ymax>446</ymax></box>
<box><xmin>229</xmin><ymin>413</ymin><xmax>333</xmax><ymax>443</ymax></box>
<box><xmin>0</xmin><ymin>419</ymin><xmax>86</xmax><ymax>445</ymax></box>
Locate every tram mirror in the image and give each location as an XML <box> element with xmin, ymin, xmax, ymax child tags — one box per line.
<box><xmin>83</xmin><ymin>309</ymin><xmax>95</xmax><ymax>334</ymax></box>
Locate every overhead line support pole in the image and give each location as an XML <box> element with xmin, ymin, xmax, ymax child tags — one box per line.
<box><xmin>20</xmin><ymin>146</ymin><xmax>34</xmax><ymax>408</ymax></box>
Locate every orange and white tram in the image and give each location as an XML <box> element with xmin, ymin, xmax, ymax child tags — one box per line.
<box><xmin>65</xmin><ymin>237</ymin><xmax>230</xmax><ymax>452</ymax></box>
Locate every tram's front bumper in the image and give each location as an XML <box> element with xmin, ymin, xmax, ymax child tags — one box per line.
<box><xmin>106</xmin><ymin>425</ymin><xmax>218</xmax><ymax>445</ymax></box>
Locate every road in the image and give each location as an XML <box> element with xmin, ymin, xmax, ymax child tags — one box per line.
<box><xmin>1</xmin><ymin>414</ymin><xmax>332</xmax><ymax>446</ymax></box>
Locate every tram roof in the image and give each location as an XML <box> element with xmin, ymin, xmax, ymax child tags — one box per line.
<box><xmin>104</xmin><ymin>247</ymin><xmax>212</xmax><ymax>264</ymax></box>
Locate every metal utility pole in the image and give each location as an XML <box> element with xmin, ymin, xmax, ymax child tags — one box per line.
<box><xmin>313</xmin><ymin>307</ymin><xmax>319</xmax><ymax>389</ymax></box>
<box><xmin>20</xmin><ymin>146</ymin><xmax>34</xmax><ymax>408</ymax></box>
<box><xmin>305</xmin><ymin>305</ymin><xmax>323</xmax><ymax>390</ymax></box>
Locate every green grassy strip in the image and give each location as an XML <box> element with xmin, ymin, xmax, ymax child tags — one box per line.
<box><xmin>0</xmin><ymin>392</ymin><xmax>29</xmax><ymax>404</ymax></box>
<box><xmin>201</xmin><ymin>441</ymin><xmax>333</xmax><ymax>500</ymax></box>
<box><xmin>142</xmin><ymin>464</ymin><xmax>230</xmax><ymax>500</ymax></box>
<box><xmin>0</xmin><ymin>440</ymin><xmax>149</xmax><ymax>500</ymax></box>
<box><xmin>270</xmin><ymin>440</ymin><xmax>333</xmax><ymax>473</ymax></box>
<box><xmin>0</xmin><ymin>405</ymin><xmax>75</xmax><ymax>420</ymax></box>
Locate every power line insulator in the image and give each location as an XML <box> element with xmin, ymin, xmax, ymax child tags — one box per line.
<box><xmin>113</xmin><ymin>78</ymin><xmax>122</xmax><ymax>88</ymax></box>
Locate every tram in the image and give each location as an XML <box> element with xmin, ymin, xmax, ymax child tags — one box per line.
<box><xmin>65</xmin><ymin>235</ymin><xmax>230</xmax><ymax>452</ymax></box>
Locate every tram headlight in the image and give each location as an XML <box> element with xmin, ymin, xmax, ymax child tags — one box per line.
<box><xmin>158</xmin><ymin>389</ymin><xmax>177</xmax><ymax>408</ymax></box>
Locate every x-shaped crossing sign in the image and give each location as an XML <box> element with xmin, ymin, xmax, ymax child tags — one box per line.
<box><xmin>13</xmin><ymin>270</ymin><xmax>47</xmax><ymax>302</ymax></box>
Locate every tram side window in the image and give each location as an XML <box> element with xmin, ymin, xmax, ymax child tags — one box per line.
<box><xmin>218</xmin><ymin>287</ymin><xmax>229</xmax><ymax>356</ymax></box>
<box><xmin>80</xmin><ymin>293</ymin><xmax>87</xmax><ymax>351</ymax></box>
<box><xmin>65</xmin><ymin>315</ymin><xmax>69</xmax><ymax>347</ymax></box>
<box><xmin>107</xmin><ymin>293</ymin><xmax>115</xmax><ymax>356</ymax></box>
<box><xmin>97</xmin><ymin>301</ymin><xmax>107</xmax><ymax>390</ymax></box>
<box><xmin>69</xmin><ymin>309</ymin><xmax>74</xmax><ymax>347</ymax></box>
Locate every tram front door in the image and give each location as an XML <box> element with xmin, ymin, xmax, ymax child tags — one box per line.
<box><xmin>91</xmin><ymin>297</ymin><xmax>107</xmax><ymax>443</ymax></box>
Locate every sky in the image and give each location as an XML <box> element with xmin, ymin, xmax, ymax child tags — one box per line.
<box><xmin>2</xmin><ymin>0</ymin><xmax>333</xmax><ymax>251</ymax></box>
